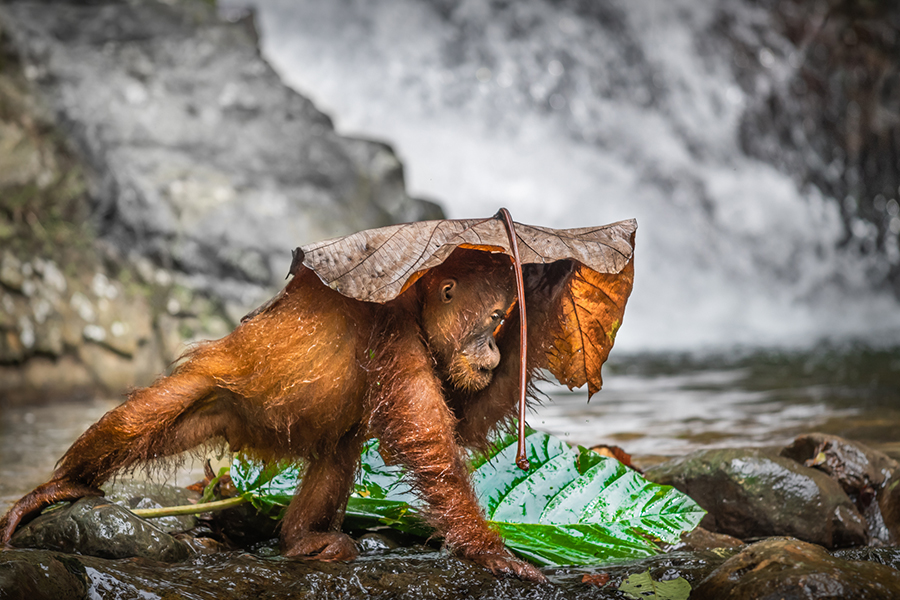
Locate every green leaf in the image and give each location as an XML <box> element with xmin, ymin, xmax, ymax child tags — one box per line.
<box><xmin>619</xmin><ymin>569</ymin><xmax>691</xmax><ymax>600</ymax></box>
<box><xmin>343</xmin><ymin>440</ymin><xmax>430</xmax><ymax>536</ymax></box>
<box><xmin>230</xmin><ymin>456</ymin><xmax>301</xmax><ymax>517</ymax></box>
<box><xmin>230</xmin><ymin>430</ymin><xmax>705</xmax><ymax>566</ymax></box>
<box><xmin>471</xmin><ymin>430</ymin><xmax>705</xmax><ymax>565</ymax></box>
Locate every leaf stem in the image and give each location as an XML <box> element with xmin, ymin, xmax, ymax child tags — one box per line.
<box><xmin>496</xmin><ymin>207</ymin><xmax>530</xmax><ymax>471</ymax></box>
<box><xmin>130</xmin><ymin>496</ymin><xmax>247</xmax><ymax>518</ymax></box>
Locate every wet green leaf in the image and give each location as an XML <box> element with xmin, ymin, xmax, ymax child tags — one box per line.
<box><xmin>229</xmin><ymin>457</ymin><xmax>300</xmax><ymax>517</ymax></box>
<box><xmin>472</xmin><ymin>430</ymin><xmax>705</xmax><ymax>564</ymax></box>
<box><xmin>230</xmin><ymin>430</ymin><xmax>705</xmax><ymax>566</ymax></box>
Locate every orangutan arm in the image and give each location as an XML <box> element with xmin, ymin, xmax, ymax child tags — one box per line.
<box><xmin>367</xmin><ymin>327</ymin><xmax>544</xmax><ymax>582</ymax></box>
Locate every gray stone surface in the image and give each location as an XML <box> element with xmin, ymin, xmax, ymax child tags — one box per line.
<box><xmin>0</xmin><ymin>0</ymin><xmax>442</xmax><ymax>400</ymax></box>
<box><xmin>103</xmin><ymin>479</ymin><xmax>200</xmax><ymax>534</ymax></box>
<box><xmin>693</xmin><ymin>538</ymin><xmax>900</xmax><ymax>600</ymax></box>
<box><xmin>10</xmin><ymin>495</ymin><xmax>191</xmax><ymax>562</ymax></box>
<box><xmin>0</xmin><ymin>0</ymin><xmax>440</xmax><ymax>309</ymax></box>
<box><xmin>644</xmin><ymin>447</ymin><xmax>869</xmax><ymax>548</ymax></box>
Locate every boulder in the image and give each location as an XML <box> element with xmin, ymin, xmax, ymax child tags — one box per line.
<box><xmin>0</xmin><ymin>0</ymin><xmax>443</xmax><ymax>402</ymax></box>
<box><xmin>644</xmin><ymin>448</ymin><xmax>868</xmax><ymax>548</ymax></box>
<box><xmin>10</xmin><ymin>496</ymin><xmax>191</xmax><ymax>562</ymax></box>
<box><xmin>781</xmin><ymin>433</ymin><xmax>900</xmax><ymax>545</ymax></box>
<box><xmin>0</xmin><ymin>0</ymin><xmax>441</xmax><ymax>310</ymax></box>
<box><xmin>693</xmin><ymin>537</ymin><xmax>900</xmax><ymax>600</ymax></box>
<box><xmin>0</xmin><ymin>550</ymin><xmax>87</xmax><ymax>600</ymax></box>
<box><xmin>102</xmin><ymin>479</ymin><xmax>200</xmax><ymax>534</ymax></box>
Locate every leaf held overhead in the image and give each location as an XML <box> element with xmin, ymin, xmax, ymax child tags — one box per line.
<box><xmin>296</xmin><ymin>213</ymin><xmax>636</xmax><ymax>398</ymax></box>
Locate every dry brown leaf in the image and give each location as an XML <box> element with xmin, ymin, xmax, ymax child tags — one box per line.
<box><xmin>581</xmin><ymin>572</ymin><xmax>611</xmax><ymax>587</ymax></box>
<box><xmin>546</xmin><ymin>258</ymin><xmax>635</xmax><ymax>397</ymax></box>
<box><xmin>300</xmin><ymin>217</ymin><xmax>635</xmax><ymax>303</ymax></box>
<box><xmin>295</xmin><ymin>214</ymin><xmax>636</xmax><ymax>397</ymax></box>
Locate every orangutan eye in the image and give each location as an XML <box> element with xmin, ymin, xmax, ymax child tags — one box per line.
<box><xmin>491</xmin><ymin>311</ymin><xmax>503</xmax><ymax>322</ymax></box>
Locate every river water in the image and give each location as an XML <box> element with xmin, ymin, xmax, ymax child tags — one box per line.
<box><xmin>3</xmin><ymin>344</ymin><xmax>899</xmax><ymax>513</ymax></box>
<box><xmin>2</xmin><ymin>0</ymin><xmax>899</xmax><ymax>511</ymax></box>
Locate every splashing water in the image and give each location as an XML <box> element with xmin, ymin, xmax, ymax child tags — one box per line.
<box><xmin>235</xmin><ymin>0</ymin><xmax>900</xmax><ymax>352</ymax></box>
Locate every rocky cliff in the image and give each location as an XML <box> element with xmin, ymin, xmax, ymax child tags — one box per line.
<box><xmin>0</xmin><ymin>0</ymin><xmax>442</xmax><ymax>403</ymax></box>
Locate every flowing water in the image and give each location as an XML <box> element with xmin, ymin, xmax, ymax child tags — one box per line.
<box><xmin>3</xmin><ymin>0</ymin><xmax>900</xmax><ymax>511</ymax></box>
<box><xmin>3</xmin><ymin>345</ymin><xmax>899</xmax><ymax>513</ymax></box>
<box><xmin>237</xmin><ymin>0</ymin><xmax>900</xmax><ymax>352</ymax></box>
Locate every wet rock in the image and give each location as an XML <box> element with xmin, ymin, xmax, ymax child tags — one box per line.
<box><xmin>0</xmin><ymin>0</ymin><xmax>444</xmax><ymax>404</ymax></box>
<box><xmin>833</xmin><ymin>546</ymin><xmax>900</xmax><ymax>571</ymax></box>
<box><xmin>644</xmin><ymin>448</ymin><xmax>868</xmax><ymax>548</ymax></box>
<box><xmin>0</xmin><ymin>0</ymin><xmax>442</xmax><ymax>310</ymax></box>
<box><xmin>209</xmin><ymin>501</ymin><xmax>280</xmax><ymax>548</ymax></box>
<box><xmin>549</xmin><ymin>548</ymin><xmax>735</xmax><ymax>593</ymax></box>
<box><xmin>693</xmin><ymin>537</ymin><xmax>900</xmax><ymax>600</ymax></box>
<box><xmin>357</xmin><ymin>532</ymin><xmax>400</xmax><ymax>555</ymax></box>
<box><xmin>0</xmin><ymin>545</ymin><xmax>722</xmax><ymax>600</ymax></box>
<box><xmin>10</xmin><ymin>495</ymin><xmax>191</xmax><ymax>562</ymax></box>
<box><xmin>661</xmin><ymin>526</ymin><xmax>743</xmax><ymax>553</ymax></box>
<box><xmin>102</xmin><ymin>479</ymin><xmax>200</xmax><ymax>534</ymax></box>
<box><xmin>0</xmin><ymin>550</ymin><xmax>87</xmax><ymax>600</ymax></box>
<box><xmin>0</xmin><ymin>547</ymin><xmax>553</xmax><ymax>599</ymax></box>
<box><xmin>782</xmin><ymin>433</ymin><xmax>900</xmax><ymax>545</ymax></box>
<box><xmin>0</xmin><ymin>545</ymin><xmax>727</xmax><ymax>599</ymax></box>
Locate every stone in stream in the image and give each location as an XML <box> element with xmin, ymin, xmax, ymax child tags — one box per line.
<box><xmin>692</xmin><ymin>537</ymin><xmax>900</xmax><ymax>600</ymax></box>
<box><xmin>644</xmin><ymin>447</ymin><xmax>868</xmax><ymax>548</ymax></box>
<box><xmin>0</xmin><ymin>550</ymin><xmax>88</xmax><ymax>600</ymax></box>
<box><xmin>781</xmin><ymin>433</ymin><xmax>900</xmax><ymax>545</ymax></box>
<box><xmin>9</xmin><ymin>495</ymin><xmax>190</xmax><ymax>562</ymax></box>
<box><xmin>101</xmin><ymin>478</ymin><xmax>200</xmax><ymax>534</ymax></box>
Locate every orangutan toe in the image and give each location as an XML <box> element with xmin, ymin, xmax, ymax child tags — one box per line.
<box><xmin>469</xmin><ymin>552</ymin><xmax>547</xmax><ymax>583</ymax></box>
<box><xmin>282</xmin><ymin>531</ymin><xmax>358</xmax><ymax>562</ymax></box>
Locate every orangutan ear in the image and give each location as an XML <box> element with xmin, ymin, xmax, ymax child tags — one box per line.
<box><xmin>440</xmin><ymin>279</ymin><xmax>457</xmax><ymax>303</ymax></box>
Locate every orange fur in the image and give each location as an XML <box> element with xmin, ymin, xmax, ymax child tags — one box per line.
<box><xmin>0</xmin><ymin>249</ymin><xmax>546</xmax><ymax>582</ymax></box>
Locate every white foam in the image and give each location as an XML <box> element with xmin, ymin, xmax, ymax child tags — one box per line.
<box><xmin>242</xmin><ymin>0</ymin><xmax>900</xmax><ymax>351</ymax></box>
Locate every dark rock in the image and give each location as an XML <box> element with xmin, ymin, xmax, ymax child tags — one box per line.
<box><xmin>833</xmin><ymin>547</ymin><xmax>900</xmax><ymax>571</ymax></box>
<box><xmin>0</xmin><ymin>545</ymin><xmax>721</xmax><ymax>600</ymax></box>
<box><xmin>693</xmin><ymin>537</ymin><xmax>900</xmax><ymax>600</ymax></box>
<box><xmin>782</xmin><ymin>433</ymin><xmax>900</xmax><ymax>545</ymax></box>
<box><xmin>209</xmin><ymin>501</ymin><xmax>280</xmax><ymax>548</ymax></box>
<box><xmin>0</xmin><ymin>0</ymin><xmax>442</xmax><ymax>312</ymax></box>
<box><xmin>10</xmin><ymin>495</ymin><xmax>190</xmax><ymax>562</ymax></box>
<box><xmin>661</xmin><ymin>526</ymin><xmax>743</xmax><ymax>553</ymax></box>
<box><xmin>0</xmin><ymin>547</ymin><xmax>553</xmax><ymax>599</ymax></box>
<box><xmin>102</xmin><ymin>479</ymin><xmax>200</xmax><ymax>534</ymax></box>
<box><xmin>644</xmin><ymin>448</ymin><xmax>868</xmax><ymax>548</ymax></box>
<box><xmin>357</xmin><ymin>532</ymin><xmax>400</xmax><ymax>556</ymax></box>
<box><xmin>0</xmin><ymin>550</ymin><xmax>88</xmax><ymax>600</ymax></box>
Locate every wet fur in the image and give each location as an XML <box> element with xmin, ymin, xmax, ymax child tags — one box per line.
<box><xmin>0</xmin><ymin>248</ymin><xmax>547</xmax><ymax>582</ymax></box>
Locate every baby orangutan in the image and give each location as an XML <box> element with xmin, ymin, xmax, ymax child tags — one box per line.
<box><xmin>0</xmin><ymin>248</ymin><xmax>546</xmax><ymax>582</ymax></box>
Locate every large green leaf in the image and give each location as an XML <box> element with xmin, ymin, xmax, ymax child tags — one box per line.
<box><xmin>229</xmin><ymin>457</ymin><xmax>300</xmax><ymax>517</ymax></box>
<box><xmin>230</xmin><ymin>430</ymin><xmax>705</xmax><ymax>566</ymax></box>
<box><xmin>470</xmin><ymin>430</ymin><xmax>705</xmax><ymax>564</ymax></box>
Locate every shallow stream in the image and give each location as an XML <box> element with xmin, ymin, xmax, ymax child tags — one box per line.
<box><xmin>3</xmin><ymin>344</ymin><xmax>898</xmax><ymax>513</ymax></box>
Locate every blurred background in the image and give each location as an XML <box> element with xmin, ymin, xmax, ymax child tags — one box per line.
<box><xmin>0</xmin><ymin>0</ymin><xmax>898</xmax><ymax>507</ymax></box>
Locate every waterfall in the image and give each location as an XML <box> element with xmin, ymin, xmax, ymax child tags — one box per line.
<box><xmin>237</xmin><ymin>0</ymin><xmax>900</xmax><ymax>352</ymax></box>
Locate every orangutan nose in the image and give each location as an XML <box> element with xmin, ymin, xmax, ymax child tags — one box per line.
<box><xmin>485</xmin><ymin>336</ymin><xmax>500</xmax><ymax>370</ymax></box>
